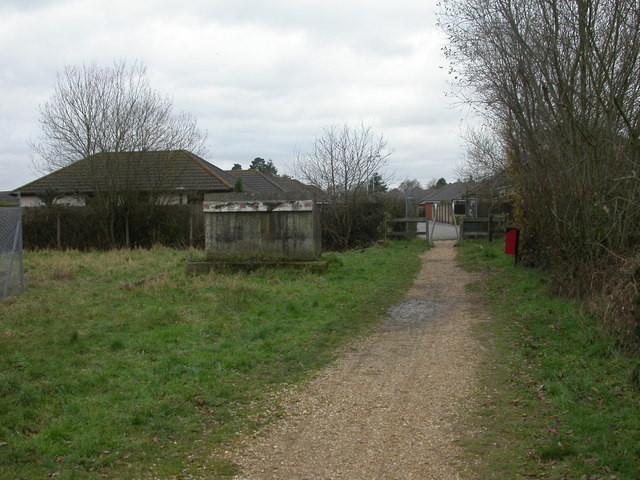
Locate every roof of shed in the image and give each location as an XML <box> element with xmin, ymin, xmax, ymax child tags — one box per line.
<box><xmin>15</xmin><ymin>150</ymin><xmax>235</xmax><ymax>195</ymax></box>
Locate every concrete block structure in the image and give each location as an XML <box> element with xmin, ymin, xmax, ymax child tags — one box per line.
<box><xmin>203</xmin><ymin>192</ymin><xmax>321</xmax><ymax>260</ymax></box>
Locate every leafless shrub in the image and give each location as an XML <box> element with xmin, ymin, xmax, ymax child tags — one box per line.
<box><xmin>31</xmin><ymin>60</ymin><xmax>207</xmax><ymax>173</ymax></box>
<box><xmin>441</xmin><ymin>0</ymin><xmax>640</xmax><ymax>265</ymax></box>
<box><xmin>294</xmin><ymin>123</ymin><xmax>392</xmax><ymax>250</ymax></box>
<box><xmin>441</xmin><ymin>0</ymin><xmax>640</xmax><ymax>345</ymax></box>
<box><xmin>589</xmin><ymin>250</ymin><xmax>640</xmax><ymax>349</ymax></box>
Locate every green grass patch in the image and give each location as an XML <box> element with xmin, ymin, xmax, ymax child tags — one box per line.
<box><xmin>0</xmin><ymin>240</ymin><xmax>427</xmax><ymax>479</ymax></box>
<box><xmin>457</xmin><ymin>240</ymin><xmax>640</xmax><ymax>479</ymax></box>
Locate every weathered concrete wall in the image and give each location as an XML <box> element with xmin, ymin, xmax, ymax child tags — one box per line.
<box><xmin>203</xmin><ymin>192</ymin><xmax>321</xmax><ymax>260</ymax></box>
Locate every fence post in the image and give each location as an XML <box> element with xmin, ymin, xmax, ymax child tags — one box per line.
<box><xmin>2</xmin><ymin>208</ymin><xmax>24</xmax><ymax>299</ymax></box>
<box><xmin>125</xmin><ymin>216</ymin><xmax>130</xmax><ymax>249</ymax></box>
<box><xmin>383</xmin><ymin>215</ymin><xmax>388</xmax><ymax>242</ymax></box>
<box><xmin>56</xmin><ymin>212</ymin><xmax>61</xmax><ymax>250</ymax></box>
<box><xmin>16</xmin><ymin>216</ymin><xmax>24</xmax><ymax>293</ymax></box>
<box><xmin>488</xmin><ymin>214</ymin><xmax>494</xmax><ymax>242</ymax></box>
<box><xmin>189</xmin><ymin>207</ymin><xmax>194</xmax><ymax>248</ymax></box>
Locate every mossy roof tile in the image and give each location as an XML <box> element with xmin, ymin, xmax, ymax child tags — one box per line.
<box><xmin>15</xmin><ymin>150</ymin><xmax>235</xmax><ymax>195</ymax></box>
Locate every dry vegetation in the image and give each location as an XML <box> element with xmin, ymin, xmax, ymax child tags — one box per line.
<box><xmin>0</xmin><ymin>242</ymin><xmax>426</xmax><ymax>479</ymax></box>
<box><xmin>441</xmin><ymin>0</ymin><xmax>640</xmax><ymax>347</ymax></box>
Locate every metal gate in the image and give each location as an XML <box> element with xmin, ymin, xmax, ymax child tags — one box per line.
<box><xmin>384</xmin><ymin>217</ymin><xmax>431</xmax><ymax>243</ymax></box>
<box><xmin>0</xmin><ymin>207</ymin><xmax>24</xmax><ymax>299</ymax></box>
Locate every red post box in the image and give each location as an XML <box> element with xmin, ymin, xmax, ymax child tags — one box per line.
<box><xmin>505</xmin><ymin>226</ymin><xmax>520</xmax><ymax>264</ymax></box>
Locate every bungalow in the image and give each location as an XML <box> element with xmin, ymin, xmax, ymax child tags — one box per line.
<box><xmin>14</xmin><ymin>150</ymin><xmax>237</xmax><ymax>207</ymax></box>
<box><xmin>14</xmin><ymin>151</ymin><xmax>317</xmax><ymax>207</ymax></box>
<box><xmin>418</xmin><ymin>182</ymin><xmax>471</xmax><ymax>224</ymax></box>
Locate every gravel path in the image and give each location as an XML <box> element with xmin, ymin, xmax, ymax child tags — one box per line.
<box><xmin>232</xmin><ymin>241</ymin><xmax>483</xmax><ymax>479</ymax></box>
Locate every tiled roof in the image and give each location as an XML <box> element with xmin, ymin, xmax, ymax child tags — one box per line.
<box><xmin>15</xmin><ymin>150</ymin><xmax>235</xmax><ymax>195</ymax></box>
<box><xmin>225</xmin><ymin>170</ymin><xmax>285</xmax><ymax>194</ymax></box>
<box><xmin>272</xmin><ymin>176</ymin><xmax>318</xmax><ymax>194</ymax></box>
<box><xmin>225</xmin><ymin>170</ymin><xmax>318</xmax><ymax>195</ymax></box>
<box><xmin>419</xmin><ymin>182</ymin><xmax>471</xmax><ymax>203</ymax></box>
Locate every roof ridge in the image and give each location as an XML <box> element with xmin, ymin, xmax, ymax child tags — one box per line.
<box><xmin>253</xmin><ymin>170</ymin><xmax>286</xmax><ymax>192</ymax></box>
<box><xmin>15</xmin><ymin>150</ymin><xmax>236</xmax><ymax>194</ymax></box>
<box><xmin>186</xmin><ymin>152</ymin><xmax>234</xmax><ymax>189</ymax></box>
<box><xmin>224</xmin><ymin>169</ymin><xmax>283</xmax><ymax>193</ymax></box>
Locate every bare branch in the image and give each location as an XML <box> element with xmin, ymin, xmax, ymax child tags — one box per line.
<box><xmin>30</xmin><ymin>60</ymin><xmax>208</xmax><ymax>174</ymax></box>
<box><xmin>294</xmin><ymin>122</ymin><xmax>393</xmax><ymax>249</ymax></box>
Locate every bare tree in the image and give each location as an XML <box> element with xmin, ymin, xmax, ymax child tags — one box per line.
<box><xmin>397</xmin><ymin>178</ymin><xmax>422</xmax><ymax>194</ymax></box>
<box><xmin>441</xmin><ymin>0</ymin><xmax>640</xmax><ymax>267</ymax></box>
<box><xmin>29</xmin><ymin>60</ymin><xmax>210</xmax><ymax>248</ymax></box>
<box><xmin>295</xmin><ymin>123</ymin><xmax>391</xmax><ymax>196</ymax></box>
<box><xmin>455</xmin><ymin>126</ymin><xmax>506</xmax><ymax>182</ymax></box>
<box><xmin>294</xmin><ymin>123</ymin><xmax>392</xmax><ymax>249</ymax></box>
<box><xmin>31</xmin><ymin>60</ymin><xmax>208</xmax><ymax>173</ymax></box>
<box><xmin>421</xmin><ymin>177</ymin><xmax>438</xmax><ymax>189</ymax></box>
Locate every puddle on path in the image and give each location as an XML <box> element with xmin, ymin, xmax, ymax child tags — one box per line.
<box><xmin>384</xmin><ymin>298</ymin><xmax>442</xmax><ymax>330</ymax></box>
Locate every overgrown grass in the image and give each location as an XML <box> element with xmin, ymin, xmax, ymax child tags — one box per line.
<box><xmin>0</xmin><ymin>240</ymin><xmax>427</xmax><ymax>479</ymax></box>
<box><xmin>457</xmin><ymin>240</ymin><xmax>640</xmax><ymax>479</ymax></box>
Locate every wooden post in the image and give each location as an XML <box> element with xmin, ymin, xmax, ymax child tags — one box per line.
<box><xmin>189</xmin><ymin>207</ymin><xmax>194</xmax><ymax>248</ymax></box>
<box><xmin>488</xmin><ymin>215</ymin><xmax>494</xmax><ymax>242</ymax></box>
<box><xmin>425</xmin><ymin>218</ymin><xmax>431</xmax><ymax>245</ymax></box>
<box><xmin>125</xmin><ymin>216</ymin><xmax>130</xmax><ymax>249</ymax></box>
<box><xmin>56</xmin><ymin>212</ymin><xmax>61</xmax><ymax>250</ymax></box>
<box><xmin>452</xmin><ymin>214</ymin><xmax>461</xmax><ymax>242</ymax></box>
<box><xmin>383</xmin><ymin>215</ymin><xmax>387</xmax><ymax>242</ymax></box>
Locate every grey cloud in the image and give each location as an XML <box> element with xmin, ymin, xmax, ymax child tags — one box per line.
<box><xmin>0</xmin><ymin>0</ymin><xmax>464</xmax><ymax>191</ymax></box>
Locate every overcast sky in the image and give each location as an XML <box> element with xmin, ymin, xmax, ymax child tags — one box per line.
<box><xmin>0</xmin><ymin>0</ymin><xmax>469</xmax><ymax>192</ymax></box>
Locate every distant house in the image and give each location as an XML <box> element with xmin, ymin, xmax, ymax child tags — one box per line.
<box><xmin>14</xmin><ymin>150</ymin><xmax>236</xmax><ymax>207</ymax></box>
<box><xmin>14</xmin><ymin>152</ymin><xmax>318</xmax><ymax>208</ymax></box>
<box><xmin>12</xmin><ymin>150</ymin><xmax>323</xmax><ymax>250</ymax></box>
<box><xmin>418</xmin><ymin>182</ymin><xmax>471</xmax><ymax>224</ymax></box>
<box><xmin>386</xmin><ymin>186</ymin><xmax>436</xmax><ymax>216</ymax></box>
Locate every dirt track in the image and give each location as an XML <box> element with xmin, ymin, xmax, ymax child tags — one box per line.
<box><xmin>232</xmin><ymin>241</ymin><xmax>483</xmax><ymax>479</ymax></box>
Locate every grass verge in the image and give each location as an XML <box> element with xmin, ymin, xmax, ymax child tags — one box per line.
<box><xmin>0</xmin><ymin>240</ymin><xmax>427</xmax><ymax>479</ymax></box>
<box><xmin>457</xmin><ymin>240</ymin><xmax>640</xmax><ymax>479</ymax></box>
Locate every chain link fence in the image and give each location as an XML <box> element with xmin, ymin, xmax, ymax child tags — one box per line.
<box><xmin>1</xmin><ymin>207</ymin><xmax>24</xmax><ymax>299</ymax></box>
